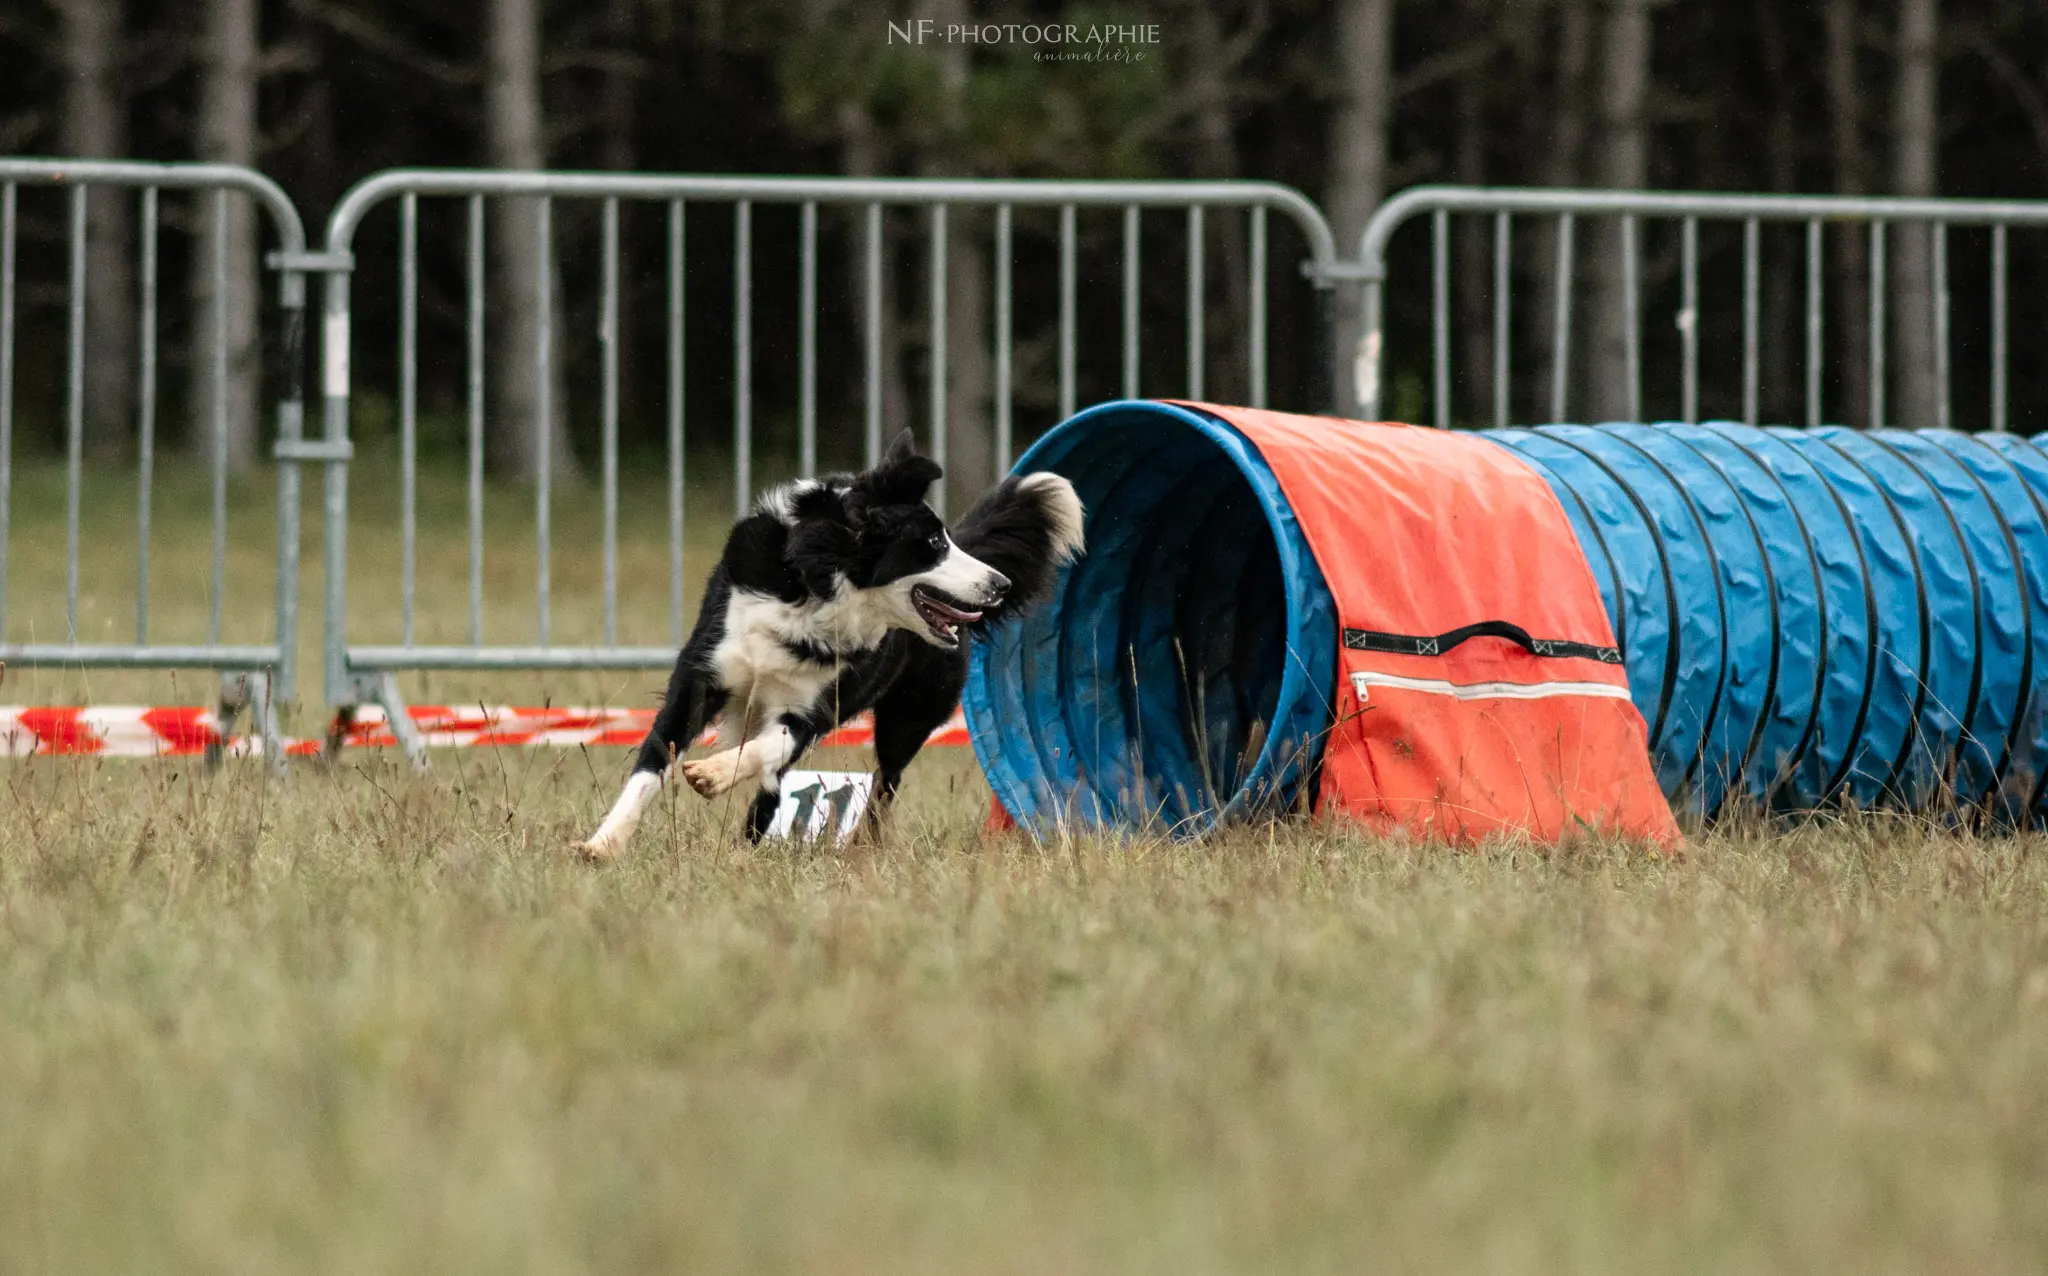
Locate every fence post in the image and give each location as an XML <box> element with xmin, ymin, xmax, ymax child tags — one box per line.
<box><xmin>319</xmin><ymin>258</ymin><xmax>353</xmax><ymax>712</ymax></box>
<box><xmin>270</xmin><ymin>256</ymin><xmax>305</xmax><ymax>710</ymax></box>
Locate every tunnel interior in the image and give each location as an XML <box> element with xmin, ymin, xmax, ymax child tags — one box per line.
<box><xmin>965</xmin><ymin>402</ymin><xmax>1336</xmax><ymax>833</ymax></box>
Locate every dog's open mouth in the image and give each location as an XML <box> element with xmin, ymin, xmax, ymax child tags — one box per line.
<box><xmin>911</xmin><ymin>585</ymin><xmax>983</xmax><ymax>646</ymax></box>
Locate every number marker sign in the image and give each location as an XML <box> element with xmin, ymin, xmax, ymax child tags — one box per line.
<box><xmin>766</xmin><ymin>770</ymin><xmax>874</xmax><ymax>843</ymax></box>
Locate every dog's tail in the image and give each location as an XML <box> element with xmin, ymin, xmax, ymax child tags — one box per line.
<box><xmin>952</xmin><ymin>471</ymin><xmax>1086</xmax><ymax>628</ymax></box>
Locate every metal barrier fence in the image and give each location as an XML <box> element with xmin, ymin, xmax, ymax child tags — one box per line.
<box><xmin>309</xmin><ymin>170</ymin><xmax>1338</xmax><ymax>755</ymax></box>
<box><xmin>19</xmin><ymin>162</ymin><xmax>2048</xmax><ymax>763</ymax></box>
<box><xmin>1354</xmin><ymin>185</ymin><xmax>2048</xmax><ymax>431</ymax></box>
<box><xmin>0</xmin><ymin>158</ymin><xmax>317</xmax><ymax>762</ymax></box>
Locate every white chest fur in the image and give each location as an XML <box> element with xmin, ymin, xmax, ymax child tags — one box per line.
<box><xmin>709</xmin><ymin>589</ymin><xmax>864</xmax><ymax>740</ymax></box>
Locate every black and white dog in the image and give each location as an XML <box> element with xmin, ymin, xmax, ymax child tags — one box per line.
<box><xmin>579</xmin><ymin>430</ymin><xmax>1084</xmax><ymax>857</ymax></box>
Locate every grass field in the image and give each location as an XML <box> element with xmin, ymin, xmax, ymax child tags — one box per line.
<box><xmin>6</xmin><ymin>459</ymin><xmax>2048</xmax><ymax>1272</ymax></box>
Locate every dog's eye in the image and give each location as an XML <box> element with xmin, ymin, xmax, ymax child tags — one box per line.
<box><xmin>929</xmin><ymin>533</ymin><xmax>946</xmax><ymax>552</ymax></box>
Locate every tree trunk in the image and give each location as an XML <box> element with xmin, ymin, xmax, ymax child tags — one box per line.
<box><xmin>294</xmin><ymin>17</ymin><xmax>340</xmax><ymax>223</ymax></box>
<box><xmin>1327</xmin><ymin>0</ymin><xmax>1395</xmax><ymax>417</ymax></box>
<box><xmin>941</xmin><ymin>216</ymin><xmax>993</xmax><ymax>513</ymax></box>
<box><xmin>836</xmin><ymin>101</ymin><xmax>911</xmax><ymax>466</ymax></box>
<box><xmin>192</xmin><ymin>0</ymin><xmax>262</xmax><ymax>474</ymax></box>
<box><xmin>922</xmin><ymin>0</ymin><xmax>991</xmax><ymax>513</ymax></box>
<box><xmin>601</xmin><ymin>0</ymin><xmax>637</xmax><ymax>174</ymax></box>
<box><xmin>1535</xmin><ymin>0</ymin><xmax>1591</xmax><ymax>422</ymax></box>
<box><xmin>486</xmin><ymin>0</ymin><xmax>575</xmax><ymax>479</ymax></box>
<box><xmin>601</xmin><ymin>0</ymin><xmax>638</xmax><ymax>446</ymax></box>
<box><xmin>1453</xmin><ymin>36</ymin><xmax>1490</xmax><ymax>424</ymax></box>
<box><xmin>1824</xmin><ymin>0</ymin><xmax>1870</xmax><ymax>426</ymax></box>
<box><xmin>1892</xmin><ymin>0</ymin><xmax>1940</xmax><ymax>427</ymax></box>
<box><xmin>1587</xmin><ymin>0</ymin><xmax>1652</xmax><ymax>422</ymax></box>
<box><xmin>1185</xmin><ymin>1</ymin><xmax>1249</xmax><ymax>405</ymax></box>
<box><xmin>1757</xmin><ymin>0</ymin><xmax>1800</xmax><ymax>425</ymax></box>
<box><xmin>55</xmin><ymin>0</ymin><xmax>135</xmax><ymax>460</ymax></box>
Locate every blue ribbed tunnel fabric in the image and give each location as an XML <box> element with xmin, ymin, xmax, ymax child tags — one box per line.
<box><xmin>1488</xmin><ymin>423</ymin><xmax>2048</xmax><ymax>820</ymax></box>
<box><xmin>966</xmin><ymin>405</ymin><xmax>2048</xmax><ymax>830</ymax></box>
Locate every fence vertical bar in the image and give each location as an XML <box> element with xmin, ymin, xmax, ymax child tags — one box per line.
<box><xmin>995</xmin><ymin>203</ymin><xmax>1013</xmax><ymax>472</ymax></box>
<box><xmin>1680</xmin><ymin>216</ymin><xmax>1699</xmax><ymax>425</ymax></box>
<box><xmin>1622</xmin><ymin>214</ymin><xmax>1640</xmax><ymax>423</ymax></box>
<box><xmin>136</xmin><ymin>187</ymin><xmax>157</xmax><ymax>643</ymax></box>
<box><xmin>399</xmin><ymin>191</ymin><xmax>417</xmax><ymax>646</ymax></box>
<box><xmin>1869</xmin><ymin>220</ymin><xmax>1887</xmax><ymax>429</ymax></box>
<box><xmin>66</xmin><ymin>185</ymin><xmax>84</xmax><ymax>643</ymax></box>
<box><xmin>1249</xmin><ymin>206</ymin><xmax>1268</xmax><ymax>408</ymax></box>
<box><xmin>669</xmin><ymin>199</ymin><xmax>686</xmax><ymax>641</ymax></box>
<box><xmin>1549</xmin><ymin>212</ymin><xmax>1573</xmax><ymax>423</ymax></box>
<box><xmin>1122</xmin><ymin>204</ymin><xmax>1140</xmax><ymax>399</ymax></box>
<box><xmin>1992</xmin><ymin>223</ymin><xmax>2009</xmax><ymax>433</ymax></box>
<box><xmin>929</xmin><ymin>204</ymin><xmax>949</xmax><ymax>515</ymax></box>
<box><xmin>1493</xmin><ymin>211</ymin><xmax>1510</xmax><ymax>429</ymax></box>
<box><xmin>0</xmin><ymin>183</ymin><xmax>12</xmax><ymax>637</ymax></box>
<box><xmin>601</xmin><ymin>196</ymin><xmax>620</xmax><ymax>646</ymax></box>
<box><xmin>1742</xmin><ymin>217</ymin><xmax>1759</xmax><ymax>426</ymax></box>
<box><xmin>1432</xmin><ymin>208</ymin><xmax>1449</xmax><ymax>428</ymax></box>
<box><xmin>466</xmin><ymin>195</ymin><xmax>485</xmax><ymax>647</ymax></box>
<box><xmin>1185</xmin><ymin>205</ymin><xmax>1204</xmax><ymax>400</ymax></box>
<box><xmin>798</xmin><ymin>200</ymin><xmax>817</xmax><ymax>479</ymax></box>
<box><xmin>865</xmin><ymin>203</ymin><xmax>883</xmax><ymax>466</ymax></box>
<box><xmin>1060</xmin><ymin>203</ymin><xmax>1077</xmax><ymax>419</ymax></box>
<box><xmin>321</xmin><ymin>249</ymin><xmax>351</xmax><ymax>704</ymax></box>
<box><xmin>1932</xmin><ymin>221</ymin><xmax>1950</xmax><ymax>431</ymax></box>
<box><xmin>1806</xmin><ymin>219</ymin><xmax>1823</xmax><ymax>427</ymax></box>
<box><xmin>209</xmin><ymin>191</ymin><xmax>228</xmax><ymax>644</ymax></box>
<box><xmin>734</xmin><ymin>200</ymin><xmax>751</xmax><ymax>518</ymax></box>
<box><xmin>271</xmin><ymin>268</ymin><xmax>304</xmax><ymax>719</ymax></box>
<box><xmin>536</xmin><ymin>194</ymin><xmax>553</xmax><ymax>646</ymax></box>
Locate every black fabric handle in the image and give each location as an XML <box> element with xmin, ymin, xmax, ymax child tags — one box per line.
<box><xmin>1342</xmin><ymin>620</ymin><xmax>1621</xmax><ymax>665</ymax></box>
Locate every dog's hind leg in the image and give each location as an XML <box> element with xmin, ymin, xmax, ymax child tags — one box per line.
<box><xmin>859</xmin><ymin>660</ymin><xmax>967</xmax><ymax>838</ymax></box>
<box><xmin>744</xmin><ymin>791</ymin><xmax>780</xmax><ymax>842</ymax></box>
<box><xmin>579</xmin><ymin>657</ymin><xmax>726</xmax><ymax>860</ymax></box>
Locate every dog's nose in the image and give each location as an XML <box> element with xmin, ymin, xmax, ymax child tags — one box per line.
<box><xmin>987</xmin><ymin>571</ymin><xmax>1011</xmax><ymax>600</ymax></box>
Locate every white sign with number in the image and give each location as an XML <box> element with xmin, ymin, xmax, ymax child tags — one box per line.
<box><xmin>765</xmin><ymin>770</ymin><xmax>874</xmax><ymax>844</ymax></box>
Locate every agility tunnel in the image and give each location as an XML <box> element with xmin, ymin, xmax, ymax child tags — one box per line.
<box><xmin>964</xmin><ymin>402</ymin><xmax>2048</xmax><ymax>838</ymax></box>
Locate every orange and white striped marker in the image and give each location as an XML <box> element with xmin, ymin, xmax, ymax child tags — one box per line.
<box><xmin>0</xmin><ymin>705</ymin><xmax>969</xmax><ymax>758</ymax></box>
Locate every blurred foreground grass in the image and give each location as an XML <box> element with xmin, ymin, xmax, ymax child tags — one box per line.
<box><xmin>4</xmin><ymin>763</ymin><xmax>2048</xmax><ymax>1273</ymax></box>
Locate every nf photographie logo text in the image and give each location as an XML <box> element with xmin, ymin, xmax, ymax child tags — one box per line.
<box><xmin>886</xmin><ymin>20</ymin><xmax>1162</xmax><ymax>46</ymax></box>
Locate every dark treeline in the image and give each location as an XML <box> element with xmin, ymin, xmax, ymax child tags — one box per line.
<box><xmin>2</xmin><ymin>0</ymin><xmax>2045</xmax><ymax>493</ymax></box>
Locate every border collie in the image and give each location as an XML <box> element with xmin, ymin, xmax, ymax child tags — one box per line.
<box><xmin>579</xmin><ymin>430</ymin><xmax>1084</xmax><ymax>857</ymax></box>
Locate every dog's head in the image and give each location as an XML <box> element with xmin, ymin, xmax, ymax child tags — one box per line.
<box><xmin>781</xmin><ymin>431</ymin><xmax>1010</xmax><ymax>649</ymax></box>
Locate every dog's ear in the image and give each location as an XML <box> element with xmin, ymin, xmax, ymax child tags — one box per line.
<box><xmin>849</xmin><ymin>431</ymin><xmax>942</xmax><ymax>514</ymax></box>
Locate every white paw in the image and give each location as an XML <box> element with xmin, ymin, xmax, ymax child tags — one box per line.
<box><xmin>681</xmin><ymin>748</ymin><xmax>745</xmax><ymax>797</ymax></box>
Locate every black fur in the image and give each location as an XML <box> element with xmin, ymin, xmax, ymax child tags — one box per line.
<box><xmin>609</xmin><ymin>428</ymin><xmax>1080</xmax><ymax>845</ymax></box>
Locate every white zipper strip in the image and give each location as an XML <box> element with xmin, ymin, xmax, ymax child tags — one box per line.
<box><xmin>1350</xmin><ymin>670</ymin><xmax>1634</xmax><ymax>703</ymax></box>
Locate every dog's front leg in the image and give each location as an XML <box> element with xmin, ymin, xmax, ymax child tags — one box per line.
<box><xmin>580</xmin><ymin>769</ymin><xmax>669</xmax><ymax>860</ymax></box>
<box><xmin>685</xmin><ymin>716</ymin><xmax>833</xmax><ymax>844</ymax></box>
<box><xmin>681</xmin><ymin>721</ymin><xmax>801</xmax><ymax>798</ymax></box>
<box><xmin>577</xmin><ymin>648</ymin><xmax>726</xmax><ymax>861</ymax></box>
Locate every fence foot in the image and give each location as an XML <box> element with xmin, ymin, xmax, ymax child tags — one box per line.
<box><xmin>210</xmin><ymin>671</ymin><xmax>284</xmax><ymax>774</ymax></box>
<box><xmin>328</xmin><ymin>673</ymin><xmax>428</xmax><ymax>771</ymax></box>
<box><xmin>374</xmin><ymin>675</ymin><xmax>429</xmax><ymax>771</ymax></box>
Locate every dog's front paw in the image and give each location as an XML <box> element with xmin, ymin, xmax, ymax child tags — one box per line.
<box><xmin>681</xmin><ymin>749</ymin><xmax>742</xmax><ymax>797</ymax></box>
<box><xmin>574</xmin><ymin>834</ymin><xmax>624</xmax><ymax>862</ymax></box>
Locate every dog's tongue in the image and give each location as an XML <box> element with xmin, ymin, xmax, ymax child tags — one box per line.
<box><xmin>932</xmin><ymin>599</ymin><xmax>981</xmax><ymax>623</ymax></box>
